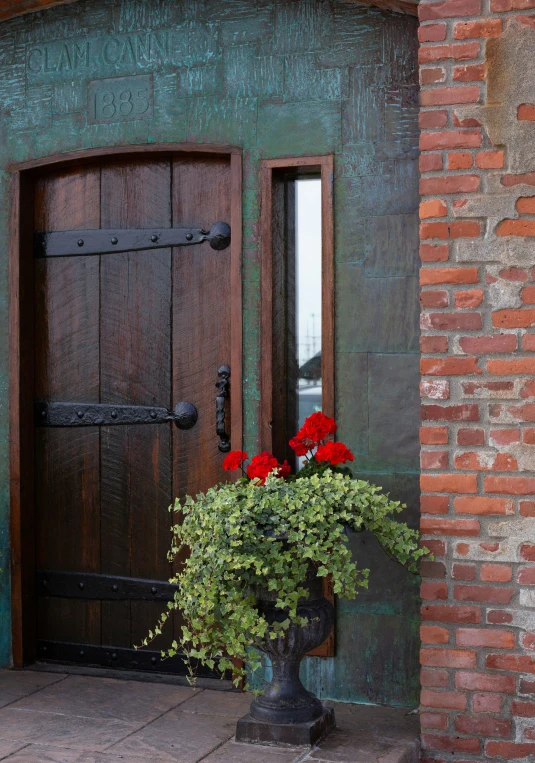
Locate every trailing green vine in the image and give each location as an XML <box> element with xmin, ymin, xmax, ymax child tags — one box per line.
<box><xmin>143</xmin><ymin>413</ymin><xmax>428</xmax><ymax>687</ymax></box>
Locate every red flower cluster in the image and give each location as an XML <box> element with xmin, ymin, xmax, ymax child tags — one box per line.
<box><xmin>222</xmin><ymin>451</ymin><xmax>248</xmax><ymax>471</ymax></box>
<box><xmin>222</xmin><ymin>412</ymin><xmax>353</xmax><ymax>481</ymax></box>
<box><xmin>315</xmin><ymin>441</ymin><xmax>354</xmax><ymax>466</ymax></box>
<box><xmin>289</xmin><ymin>412</ymin><xmax>337</xmax><ymax>456</ymax></box>
<box><xmin>246</xmin><ymin>452</ymin><xmax>290</xmax><ymax>484</ymax></box>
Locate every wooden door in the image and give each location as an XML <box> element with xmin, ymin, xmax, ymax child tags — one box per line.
<box><xmin>33</xmin><ymin>152</ymin><xmax>240</xmax><ymax>674</ymax></box>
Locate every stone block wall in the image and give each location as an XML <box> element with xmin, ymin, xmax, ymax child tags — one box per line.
<box><xmin>418</xmin><ymin>0</ymin><xmax>535</xmax><ymax>759</ymax></box>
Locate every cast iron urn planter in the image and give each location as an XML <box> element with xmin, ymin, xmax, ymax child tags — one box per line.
<box><xmin>236</xmin><ymin>565</ymin><xmax>336</xmax><ymax>747</ymax></box>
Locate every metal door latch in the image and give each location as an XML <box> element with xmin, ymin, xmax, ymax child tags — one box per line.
<box><xmin>35</xmin><ymin>401</ymin><xmax>198</xmax><ymax>429</ymax></box>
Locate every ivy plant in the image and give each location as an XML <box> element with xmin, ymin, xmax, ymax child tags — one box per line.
<box><xmin>143</xmin><ymin>466</ymin><xmax>428</xmax><ymax>686</ymax></box>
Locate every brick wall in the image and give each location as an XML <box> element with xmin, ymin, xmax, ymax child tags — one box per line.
<box><xmin>418</xmin><ymin>0</ymin><xmax>535</xmax><ymax>760</ymax></box>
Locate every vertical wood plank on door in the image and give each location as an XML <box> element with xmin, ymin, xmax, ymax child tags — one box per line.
<box><xmin>100</xmin><ymin>159</ymin><xmax>173</xmax><ymax>651</ymax></box>
<box><xmin>34</xmin><ymin>167</ymin><xmax>101</xmax><ymax>646</ymax></box>
<box><xmin>171</xmin><ymin>156</ymin><xmax>232</xmax><ymax>501</ymax></box>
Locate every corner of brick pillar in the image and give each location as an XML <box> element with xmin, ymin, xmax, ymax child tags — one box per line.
<box><xmin>418</xmin><ymin>0</ymin><xmax>535</xmax><ymax>759</ymax></box>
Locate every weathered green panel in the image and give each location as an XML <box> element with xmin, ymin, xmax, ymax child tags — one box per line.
<box><xmin>0</xmin><ymin>0</ymin><xmax>419</xmax><ymax>707</ymax></box>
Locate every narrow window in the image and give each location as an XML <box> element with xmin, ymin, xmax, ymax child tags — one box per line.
<box><xmin>261</xmin><ymin>158</ymin><xmax>334</xmax><ymax>471</ymax></box>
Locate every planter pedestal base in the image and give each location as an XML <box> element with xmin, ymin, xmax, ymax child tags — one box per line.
<box><xmin>235</xmin><ymin>706</ymin><xmax>335</xmax><ymax>748</ymax></box>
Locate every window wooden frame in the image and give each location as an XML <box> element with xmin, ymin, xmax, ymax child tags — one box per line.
<box><xmin>260</xmin><ymin>155</ymin><xmax>335</xmax><ymax>658</ymax></box>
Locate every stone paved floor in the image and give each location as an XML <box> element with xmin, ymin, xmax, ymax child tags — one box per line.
<box><xmin>0</xmin><ymin>669</ymin><xmax>420</xmax><ymax>762</ymax></box>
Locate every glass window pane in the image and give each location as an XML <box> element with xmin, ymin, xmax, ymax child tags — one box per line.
<box><xmin>295</xmin><ymin>178</ymin><xmax>322</xmax><ymax>465</ymax></box>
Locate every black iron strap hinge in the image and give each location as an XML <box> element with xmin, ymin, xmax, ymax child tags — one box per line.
<box><xmin>35</xmin><ymin>401</ymin><xmax>198</xmax><ymax>429</ymax></box>
<box><xmin>35</xmin><ymin>221</ymin><xmax>230</xmax><ymax>257</ymax></box>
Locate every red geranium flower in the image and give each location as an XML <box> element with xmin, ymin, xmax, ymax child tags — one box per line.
<box><xmin>246</xmin><ymin>451</ymin><xmax>290</xmax><ymax>484</ymax></box>
<box><xmin>222</xmin><ymin>450</ymin><xmax>248</xmax><ymax>471</ymax></box>
<box><xmin>289</xmin><ymin>412</ymin><xmax>338</xmax><ymax>455</ymax></box>
<box><xmin>315</xmin><ymin>441</ymin><xmax>354</xmax><ymax>466</ymax></box>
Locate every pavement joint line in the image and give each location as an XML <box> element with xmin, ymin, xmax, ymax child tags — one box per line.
<box><xmin>0</xmin><ymin>742</ymin><xmax>30</xmax><ymax>762</ymax></box>
<box><xmin>100</xmin><ymin>686</ymin><xmax>206</xmax><ymax>752</ymax></box>
<box><xmin>195</xmin><ymin>732</ymin><xmax>235</xmax><ymax>762</ymax></box>
<box><xmin>1</xmin><ymin>706</ymin><xmax>141</xmax><ymax>725</ymax></box>
<box><xmin>0</xmin><ymin>672</ymin><xmax>69</xmax><ymax>710</ymax></box>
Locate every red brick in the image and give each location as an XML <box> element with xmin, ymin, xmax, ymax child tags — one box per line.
<box><xmin>518</xmin><ymin>103</ymin><xmax>535</xmax><ymax>122</ymax></box>
<box><xmin>497</xmin><ymin>219</ymin><xmax>535</xmax><ymax>236</ymax></box>
<box><xmin>421</xmin><ymin>668</ymin><xmax>449</xmax><ymax>687</ymax></box>
<box><xmin>522</xmin><ymin>632</ymin><xmax>535</xmax><ymax>650</ymax></box>
<box><xmin>421</xmin><ymin>648</ymin><xmax>477</xmax><ymax>668</ymax></box>
<box><xmin>420</xmin><ymin>199</ymin><xmax>448</xmax><ymax>219</ymax></box>
<box><xmin>422</xmin><ymin>540</ymin><xmax>447</xmax><ymax>557</ymax></box>
<box><xmin>486</xmin><ymin>742</ymin><xmax>535</xmax><ymax>759</ymax></box>
<box><xmin>454</xmin><ymin>497</ymin><xmax>513</xmax><ymax>516</ymax></box>
<box><xmin>521</xmin><ymin>501</ymin><xmax>535</xmax><ymax>517</ymax></box>
<box><xmin>487</xmin><ymin>654</ymin><xmax>535</xmax><ymax>674</ymax></box>
<box><xmin>489</xmin><ymin>358</ymin><xmax>535</xmax><ymax>375</ymax></box>
<box><xmin>500</xmin><ymin>266</ymin><xmax>529</xmax><ymax>281</ymax></box>
<box><xmin>485</xmin><ymin>476</ymin><xmax>535</xmax><ymax>494</ymax></box>
<box><xmin>456</xmin><ymin>628</ymin><xmax>515</xmax><ymax>648</ymax></box>
<box><xmin>421</xmin><ymin>380</ymin><xmax>450</xmax><ymax>400</ymax></box>
<box><xmin>488</xmin><ymin>610</ymin><xmax>513</xmax><ymax>624</ymax></box>
<box><xmin>490</xmin><ymin>429</ymin><xmax>520</xmax><ymax>446</ymax></box>
<box><xmin>522</xmin><ymin>545</ymin><xmax>535</xmax><ymax>562</ymax></box>
<box><xmin>526</xmin><ymin>429</ymin><xmax>535</xmax><ymax>444</ymax></box>
<box><xmin>420</xmin><ymin>87</ymin><xmax>480</xmax><ymax>107</ymax></box>
<box><xmin>419</xmin><ymin>42</ymin><xmax>480</xmax><ymax>64</ymax></box>
<box><xmin>517</xmin><ymin>196</ymin><xmax>535</xmax><ymax>214</ymax></box>
<box><xmin>421</xmin><ymin>290</ymin><xmax>449</xmax><ymax>308</ymax></box>
<box><xmin>422</xmin><ymin>404</ymin><xmax>479</xmax><ymax>422</ymax></box>
<box><xmin>456</xmin><ymin>671</ymin><xmax>516</xmax><ymax>693</ymax></box>
<box><xmin>522</xmin><ymin>286</ymin><xmax>535</xmax><ymax>304</ymax></box>
<box><xmin>421</xmin><ymin>267</ymin><xmax>479</xmax><ymax>285</ymax></box>
<box><xmin>421</xmin><ymin>688</ymin><xmax>467</xmax><ymax>710</ymax></box>
<box><xmin>454</xmin><ymin>585</ymin><xmax>515</xmax><ymax>604</ymax></box>
<box><xmin>421</xmin><ymin>734</ymin><xmax>480</xmax><ymax>753</ymax></box>
<box><xmin>420</xmin><ymin>129</ymin><xmax>481</xmax><ymax>151</ymax></box>
<box><xmin>421</xmin><ymin>357</ymin><xmax>481</xmax><ymax>376</ymax></box>
<box><xmin>422</xmin><ymin>582</ymin><xmax>448</xmax><ymax>600</ymax></box>
<box><xmin>420</xmin><ymin>427</ymin><xmax>449</xmax><ymax>445</ymax></box>
<box><xmin>421</xmin><ymin>495</ymin><xmax>450</xmax><ymax>514</ymax></box>
<box><xmin>455</xmin><ymin>714</ymin><xmax>511</xmax><ymax>737</ymax></box>
<box><xmin>520</xmin><ymin>678</ymin><xmax>535</xmax><ymax>693</ymax></box>
<box><xmin>421</xmin><ymin>67</ymin><xmax>446</xmax><ymax>85</ymax></box>
<box><xmin>419</xmin><ymin>0</ymin><xmax>481</xmax><ymax>21</ymax></box>
<box><xmin>459</xmin><ymin>334</ymin><xmax>517</xmax><ymax>353</ymax></box>
<box><xmin>421</xmin><ymin>517</ymin><xmax>480</xmax><ymax>535</ymax></box>
<box><xmin>420</xmin><ymin>221</ymin><xmax>481</xmax><ymax>239</ymax></box>
<box><xmin>420</xmin><ymin>336</ymin><xmax>449</xmax><ymax>353</ymax></box>
<box><xmin>521</xmin><ymin>380</ymin><xmax>535</xmax><ymax>398</ymax></box>
<box><xmin>454</xmin><ymin>19</ymin><xmax>503</xmax><ymax>38</ymax></box>
<box><xmin>420</xmin><ymin>153</ymin><xmax>444</xmax><ymax>173</ymax></box>
<box><xmin>455</xmin><ymin>289</ymin><xmax>484</xmax><ymax>308</ymax></box>
<box><xmin>421</xmin><ymin>560</ymin><xmax>447</xmax><ymax>578</ymax></box>
<box><xmin>421</xmin><ymin>450</ymin><xmax>449</xmax><ymax>469</ymax></box>
<box><xmin>481</xmin><ymin>563</ymin><xmax>513</xmax><ymax>582</ymax></box>
<box><xmin>523</xmin><ymin>334</ymin><xmax>535</xmax><ymax>351</ymax></box>
<box><xmin>448</xmin><ymin>151</ymin><xmax>473</xmax><ymax>170</ymax></box>
<box><xmin>473</xmin><ymin>693</ymin><xmax>503</xmax><ymax>713</ymax></box>
<box><xmin>493</xmin><ymin>308</ymin><xmax>535</xmax><ymax>328</ymax></box>
<box><xmin>421</xmin><ymin>625</ymin><xmax>450</xmax><ymax>644</ymax></box>
<box><xmin>422</xmin><ymin>604</ymin><xmax>481</xmax><ymax>623</ymax></box>
<box><xmin>453</xmin><ymin>563</ymin><xmax>476</xmax><ymax>580</ymax></box>
<box><xmin>454</xmin><ymin>63</ymin><xmax>486</xmax><ymax>81</ymax></box>
<box><xmin>491</xmin><ymin>0</ymin><xmax>535</xmax><ymax>8</ymax></box>
<box><xmin>518</xmin><ymin>567</ymin><xmax>535</xmax><ymax>584</ymax></box>
<box><xmin>420</xmin><ymin>711</ymin><xmax>448</xmax><ymax>730</ymax></box>
<box><xmin>420</xmin><ymin>110</ymin><xmax>448</xmax><ymax>129</ymax></box>
<box><xmin>423</xmin><ymin>312</ymin><xmax>482</xmax><ymax>330</ymax></box>
<box><xmin>513</xmin><ymin>701</ymin><xmax>535</xmax><ymax>717</ymax></box>
<box><xmin>457</xmin><ymin>428</ymin><xmax>485</xmax><ymax>446</ymax></box>
<box><xmin>476</xmin><ymin>149</ymin><xmax>504</xmax><ymax>169</ymax></box>
<box><xmin>420</xmin><ymin>243</ymin><xmax>450</xmax><ymax>262</ymax></box>
<box><xmin>419</xmin><ymin>23</ymin><xmax>447</xmax><ymax>42</ymax></box>
<box><xmin>454</xmin><ymin>451</ymin><xmax>518</xmax><ymax>471</ymax></box>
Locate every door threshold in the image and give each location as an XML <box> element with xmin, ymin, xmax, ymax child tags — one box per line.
<box><xmin>23</xmin><ymin>661</ymin><xmax>238</xmax><ymax>692</ymax></box>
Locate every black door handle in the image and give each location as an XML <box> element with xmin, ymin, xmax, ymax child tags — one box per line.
<box><xmin>216</xmin><ymin>365</ymin><xmax>231</xmax><ymax>453</ymax></box>
<box><xmin>35</xmin><ymin>401</ymin><xmax>198</xmax><ymax>429</ymax></box>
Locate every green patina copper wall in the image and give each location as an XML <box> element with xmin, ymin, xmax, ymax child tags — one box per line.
<box><xmin>0</xmin><ymin>0</ymin><xmax>419</xmax><ymax>706</ymax></box>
